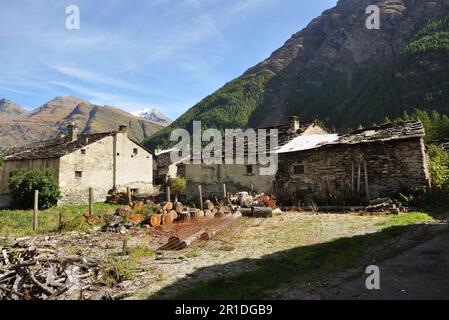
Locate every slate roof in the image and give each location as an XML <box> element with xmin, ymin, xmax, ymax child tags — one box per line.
<box><xmin>337</xmin><ymin>121</ymin><xmax>425</xmax><ymax>145</ymax></box>
<box><xmin>277</xmin><ymin>121</ymin><xmax>426</xmax><ymax>154</ymax></box>
<box><xmin>5</xmin><ymin>132</ymin><xmax>116</xmax><ymax>161</ymax></box>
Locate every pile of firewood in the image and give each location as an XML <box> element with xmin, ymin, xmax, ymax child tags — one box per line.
<box><xmin>0</xmin><ymin>237</ymin><xmax>102</xmax><ymax>300</ymax></box>
<box><xmin>365</xmin><ymin>198</ymin><xmax>408</xmax><ymax>215</ymax></box>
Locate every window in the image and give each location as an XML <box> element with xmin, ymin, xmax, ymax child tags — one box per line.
<box><xmin>133</xmin><ymin>148</ymin><xmax>138</xmax><ymax>155</ymax></box>
<box><xmin>75</xmin><ymin>171</ymin><xmax>83</xmax><ymax>178</ymax></box>
<box><xmin>131</xmin><ymin>188</ymin><xmax>139</xmax><ymax>194</ymax></box>
<box><xmin>293</xmin><ymin>165</ymin><xmax>305</xmax><ymax>175</ymax></box>
<box><xmin>246</xmin><ymin>165</ymin><xmax>254</xmax><ymax>175</ymax></box>
<box><xmin>81</xmin><ymin>149</ymin><xmax>86</xmax><ymax>155</ymax></box>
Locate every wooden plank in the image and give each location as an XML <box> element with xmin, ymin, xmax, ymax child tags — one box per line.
<box><xmin>357</xmin><ymin>163</ymin><xmax>361</xmax><ymax>194</ymax></box>
<box><xmin>198</xmin><ymin>185</ymin><xmax>203</xmax><ymax>210</ymax></box>
<box><xmin>364</xmin><ymin>160</ymin><xmax>371</xmax><ymax>201</ymax></box>
<box><xmin>33</xmin><ymin>190</ymin><xmax>39</xmax><ymax>231</ymax></box>
<box><xmin>88</xmin><ymin>187</ymin><xmax>94</xmax><ymax>215</ymax></box>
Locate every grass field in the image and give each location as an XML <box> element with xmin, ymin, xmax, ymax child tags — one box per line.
<box><xmin>0</xmin><ymin>203</ymin><xmax>117</xmax><ymax>237</ymax></box>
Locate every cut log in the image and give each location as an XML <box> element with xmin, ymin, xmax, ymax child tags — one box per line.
<box><xmin>174</xmin><ymin>202</ymin><xmax>184</xmax><ymax>214</ymax></box>
<box><xmin>253</xmin><ymin>207</ymin><xmax>273</xmax><ymax>218</ymax></box>
<box><xmin>133</xmin><ymin>201</ymin><xmax>145</xmax><ymax>213</ymax></box>
<box><xmin>162</xmin><ymin>214</ymin><xmax>174</xmax><ymax>225</ymax></box>
<box><xmin>169</xmin><ymin>210</ymin><xmax>178</xmax><ymax>221</ymax></box>
<box><xmin>240</xmin><ymin>208</ymin><xmax>253</xmax><ymax>217</ymax></box>
<box><xmin>161</xmin><ymin>202</ymin><xmax>173</xmax><ymax>211</ymax></box>
<box><xmin>204</xmin><ymin>210</ymin><xmax>214</xmax><ymax>219</ymax></box>
<box><xmin>240</xmin><ymin>207</ymin><xmax>273</xmax><ymax>218</ymax></box>
<box><xmin>130</xmin><ymin>214</ymin><xmax>145</xmax><ymax>225</ymax></box>
<box><xmin>197</xmin><ymin>210</ymin><xmax>205</xmax><ymax>218</ymax></box>
<box><xmin>203</xmin><ymin>200</ymin><xmax>215</xmax><ymax>211</ymax></box>
<box><xmin>150</xmin><ymin>214</ymin><xmax>162</xmax><ymax>227</ymax></box>
<box><xmin>178</xmin><ymin>212</ymin><xmax>190</xmax><ymax>221</ymax></box>
<box><xmin>190</xmin><ymin>210</ymin><xmax>199</xmax><ymax>219</ymax></box>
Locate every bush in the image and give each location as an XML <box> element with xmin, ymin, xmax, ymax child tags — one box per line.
<box><xmin>428</xmin><ymin>145</ymin><xmax>449</xmax><ymax>191</ymax></box>
<box><xmin>9</xmin><ymin>169</ymin><xmax>61</xmax><ymax>209</ymax></box>
<box><xmin>170</xmin><ymin>176</ymin><xmax>187</xmax><ymax>201</ymax></box>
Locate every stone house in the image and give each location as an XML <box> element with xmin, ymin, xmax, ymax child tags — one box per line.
<box><xmin>174</xmin><ymin>117</ymin><xmax>330</xmax><ymax>199</ymax></box>
<box><xmin>275</xmin><ymin>121</ymin><xmax>431</xmax><ymax>205</ymax></box>
<box><xmin>0</xmin><ymin>124</ymin><xmax>153</xmax><ymax>207</ymax></box>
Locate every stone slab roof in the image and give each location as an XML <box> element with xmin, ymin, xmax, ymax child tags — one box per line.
<box><xmin>277</xmin><ymin>121</ymin><xmax>425</xmax><ymax>154</ymax></box>
<box><xmin>5</xmin><ymin>132</ymin><xmax>116</xmax><ymax>161</ymax></box>
<box><xmin>337</xmin><ymin>121</ymin><xmax>425</xmax><ymax>145</ymax></box>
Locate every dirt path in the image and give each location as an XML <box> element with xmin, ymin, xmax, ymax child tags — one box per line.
<box><xmin>322</xmin><ymin>230</ymin><xmax>449</xmax><ymax>300</ymax></box>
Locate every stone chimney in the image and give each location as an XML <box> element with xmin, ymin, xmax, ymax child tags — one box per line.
<box><xmin>67</xmin><ymin>122</ymin><xmax>78</xmax><ymax>142</ymax></box>
<box><xmin>288</xmin><ymin>116</ymin><xmax>300</xmax><ymax>132</ymax></box>
<box><xmin>118</xmin><ymin>124</ymin><xmax>128</xmax><ymax>135</ymax></box>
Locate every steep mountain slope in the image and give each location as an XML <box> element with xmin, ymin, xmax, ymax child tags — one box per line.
<box><xmin>132</xmin><ymin>109</ymin><xmax>172</xmax><ymax>125</ymax></box>
<box><xmin>146</xmin><ymin>0</ymin><xmax>449</xmax><ymax>149</ymax></box>
<box><xmin>0</xmin><ymin>97</ymin><xmax>165</xmax><ymax>153</ymax></box>
<box><xmin>0</xmin><ymin>99</ymin><xmax>27</xmax><ymax>123</ymax></box>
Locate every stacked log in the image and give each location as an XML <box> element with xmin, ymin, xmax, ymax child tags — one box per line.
<box><xmin>365</xmin><ymin>198</ymin><xmax>407</xmax><ymax>214</ymax></box>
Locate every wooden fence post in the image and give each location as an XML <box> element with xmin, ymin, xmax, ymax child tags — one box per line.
<box><xmin>223</xmin><ymin>184</ymin><xmax>227</xmax><ymax>204</ymax></box>
<box><xmin>198</xmin><ymin>185</ymin><xmax>203</xmax><ymax>209</ymax></box>
<box><xmin>127</xmin><ymin>187</ymin><xmax>132</xmax><ymax>206</ymax></box>
<box><xmin>33</xmin><ymin>190</ymin><xmax>39</xmax><ymax>231</ymax></box>
<box><xmin>88</xmin><ymin>187</ymin><xmax>94</xmax><ymax>216</ymax></box>
<box><xmin>167</xmin><ymin>186</ymin><xmax>171</xmax><ymax>203</ymax></box>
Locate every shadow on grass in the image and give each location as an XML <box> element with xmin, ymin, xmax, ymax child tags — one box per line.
<box><xmin>148</xmin><ymin>223</ymin><xmax>446</xmax><ymax>300</ymax></box>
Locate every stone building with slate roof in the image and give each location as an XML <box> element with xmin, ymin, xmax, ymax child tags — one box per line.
<box><xmin>275</xmin><ymin>121</ymin><xmax>431</xmax><ymax>205</ymax></box>
<box><xmin>174</xmin><ymin>117</ymin><xmax>330</xmax><ymax>199</ymax></box>
<box><xmin>0</xmin><ymin>124</ymin><xmax>153</xmax><ymax>207</ymax></box>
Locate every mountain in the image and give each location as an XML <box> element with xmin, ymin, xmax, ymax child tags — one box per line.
<box><xmin>132</xmin><ymin>108</ymin><xmax>172</xmax><ymax>125</ymax></box>
<box><xmin>0</xmin><ymin>99</ymin><xmax>27</xmax><ymax>123</ymax></box>
<box><xmin>0</xmin><ymin>96</ymin><xmax>165</xmax><ymax>154</ymax></box>
<box><xmin>145</xmin><ymin>0</ymin><xmax>449</xmax><ymax>149</ymax></box>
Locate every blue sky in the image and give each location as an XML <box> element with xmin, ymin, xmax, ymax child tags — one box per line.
<box><xmin>0</xmin><ymin>0</ymin><xmax>337</xmax><ymax>119</ymax></box>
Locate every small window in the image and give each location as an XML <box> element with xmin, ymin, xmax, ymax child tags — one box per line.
<box><xmin>133</xmin><ymin>148</ymin><xmax>138</xmax><ymax>155</ymax></box>
<box><xmin>117</xmin><ymin>153</ymin><xmax>120</xmax><ymax>156</ymax></box>
<box><xmin>293</xmin><ymin>165</ymin><xmax>305</xmax><ymax>175</ymax></box>
<box><xmin>246</xmin><ymin>165</ymin><xmax>254</xmax><ymax>175</ymax></box>
<box><xmin>131</xmin><ymin>188</ymin><xmax>139</xmax><ymax>194</ymax></box>
<box><xmin>81</xmin><ymin>149</ymin><xmax>86</xmax><ymax>155</ymax></box>
<box><xmin>75</xmin><ymin>171</ymin><xmax>83</xmax><ymax>178</ymax></box>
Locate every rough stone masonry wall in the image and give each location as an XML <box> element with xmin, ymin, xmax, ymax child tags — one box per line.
<box><xmin>275</xmin><ymin>138</ymin><xmax>431</xmax><ymax>204</ymax></box>
<box><xmin>58</xmin><ymin>136</ymin><xmax>114</xmax><ymax>205</ymax></box>
<box><xmin>184</xmin><ymin>162</ymin><xmax>274</xmax><ymax>200</ymax></box>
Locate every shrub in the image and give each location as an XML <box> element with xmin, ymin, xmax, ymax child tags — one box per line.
<box><xmin>428</xmin><ymin>145</ymin><xmax>449</xmax><ymax>191</ymax></box>
<box><xmin>170</xmin><ymin>176</ymin><xmax>187</xmax><ymax>201</ymax></box>
<box><xmin>9</xmin><ymin>168</ymin><xmax>61</xmax><ymax>209</ymax></box>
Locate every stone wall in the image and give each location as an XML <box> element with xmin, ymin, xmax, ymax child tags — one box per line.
<box><xmin>275</xmin><ymin>137</ymin><xmax>431</xmax><ymax>204</ymax></box>
<box><xmin>183</xmin><ymin>162</ymin><xmax>274</xmax><ymax>200</ymax></box>
<box><xmin>58</xmin><ymin>136</ymin><xmax>114</xmax><ymax>205</ymax></box>
<box><xmin>59</xmin><ymin>132</ymin><xmax>154</xmax><ymax>205</ymax></box>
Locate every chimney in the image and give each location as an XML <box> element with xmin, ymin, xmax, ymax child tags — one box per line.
<box><xmin>118</xmin><ymin>124</ymin><xmax>128</xmax><ymax>135</ymax></box>
<box><xmin>288</xmin><ymin>116</ymin><xmax>300</xmax><ymax>132</ymax></box>
<box><xmin>67</xmin><ymin>122</ymin><xmax>78</xmax><ymax>142</ymax></box>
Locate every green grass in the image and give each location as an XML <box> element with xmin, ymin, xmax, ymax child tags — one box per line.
<box><xmin>168</xmin><ymin>213</ymin><xmax>434</xmax><ymax>299</ymax></box>
<box><xmin>0</xmin><ymin>203</ymin><xmax>117</xmax><ymax>237</ymax></box>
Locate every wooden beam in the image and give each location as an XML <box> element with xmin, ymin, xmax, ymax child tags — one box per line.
<box><xmin>357</xmin><ymin>163</ymin><xmax>361</xmax><ymax>194</ymax></box>
<box><xmin>198</xmin><ymin>185</ymin><xmax>203</xmax><ymax>210</ymax></box>
<box><xmin>364</xmin><ymin>160</ymin><xmax>371</xmax><ymax>201</ymax></box>
<box><xmin>88</xmin><ymin>187</ymin><xmax>94</xmax><ymax>216</ymax></box>
<box><xmin>33</xmin><ymin>190</ymin><xmax>39</xmax><ymax>231</ymax></box>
